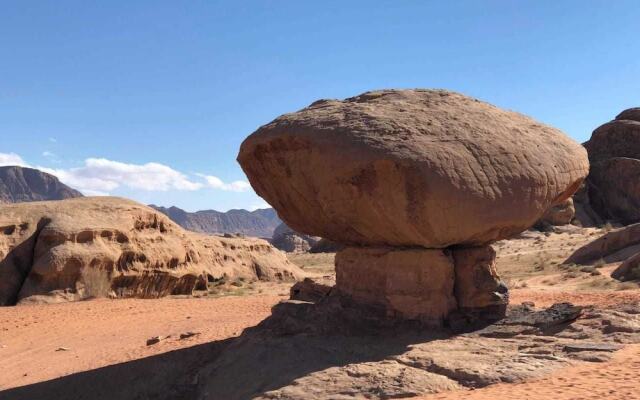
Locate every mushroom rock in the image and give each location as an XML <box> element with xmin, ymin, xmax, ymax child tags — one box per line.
<box><xmin>238</xmin><ymin>89</ymin><xmax>588</xmax><ymax>249</ymax></box>
<box><xmin>238</xmin><ymin>89</ymin><xmax>588</xmax><ymax>325</ymax></box>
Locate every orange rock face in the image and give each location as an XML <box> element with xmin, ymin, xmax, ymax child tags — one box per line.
<box><xmin>585</xmin><ymin>109</ymin><xmax>640</xmax><ymax>224</ymax></box>
<box><xmin>0</xmin><ymin>197</ymin><xmax>302</xmax><ymax>305</ymax></box>
<box><xmin>238</xmin><ymin>89</ymin><xmax>588</xmax><ymax>248</ymax></box>
<box><xmin>335</xmin><ymin>247</ymin><xmax>457</xmax><ymax>325</ymax></box>
<box><xmin>334</xmin><ymin>245</ymin><xmax>507</xmax><ymax>325</ymax></box>
<box><xmin>452</xmin><ymin>246</ymin><xmax>507</xmax><ymax>311</ymax></box>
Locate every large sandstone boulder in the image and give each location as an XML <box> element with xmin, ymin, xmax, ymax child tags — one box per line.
<box><xmin>0</xmin><ymin>197</ymin><xmax>302</xmax><ymax>305</ymax></box>
<box><xmin>238</xmin><ymin>89</ymin><xmax>588</xmax><ymax>248</ymax></box>
<box><xmin>584</xmin><ymin>108</ymin><xmax>640</xmax><ymax>224</ymax></box>
<box><xmin>564</xmin><ymin>223</ymin><xmax>640</xmax><ymax>265</ymax></box>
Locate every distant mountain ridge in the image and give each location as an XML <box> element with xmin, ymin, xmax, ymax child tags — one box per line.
<box><xmin>0</xmin><ymin>166</ymin><xmax>83</xmax><ymax>203</ymax></box>
<box><xmin>151</xmin><ymin>204</ymin><xmax>281</xmax><ymax>238</ymax></box>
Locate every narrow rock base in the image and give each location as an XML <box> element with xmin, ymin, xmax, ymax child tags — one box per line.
<box><xmin>335</xmin><ymin>246</ymin><xmax>508</xmax><ymax>327</ymax></box>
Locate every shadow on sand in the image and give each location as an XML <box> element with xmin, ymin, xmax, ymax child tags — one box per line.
<box><xmin>1</xmin><ymin>300</ymin><xmax>452</xmax><ymax>400</ymax></box>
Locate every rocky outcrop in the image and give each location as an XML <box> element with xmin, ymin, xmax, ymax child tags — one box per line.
<box><xmin>584</xmin><ymin>108</ymin><xmax>640</xmax><ymax>224</ymax></box>
<box><xmin>536</xmin><ymin>198</ymin><xmax>575</xmax><ymax>228</ymax></box>
<box><xmin>0</xmin><ymin>197</ymin><xmax>302</xmax><ymax>305</ymax></box>
<box><xmin>151</xmin><ymin>205</ymin><xmax>281</xmax><ymax>238</ymax></box>
<box><xmin>0</xmin><ymin>166</ymin><xmax>83</xmax><ymax>204</ymax></box>
<box><xmin>238</xmin><ymin>89</ymin><xmax>588</xmax><ymax>248</ymax></box>
<box><xmin>308</xmin><ymin>238</ymin><xmax>344</xmax><ymax>253</ymax></box>
<box><xmin>564</xmin><ymin>223</ymin><xmax>640</xmax><ymax>265</ymax></box>
<box><xmin>238</xmin><ymin>89</ymin><xmax>587</xmax><ymax>326</ymax></box>
<box><xmin>572</xmin><ymin>183</ymin><xmax>604</xmax><ymax>227</ymax></box>
<box><xmin>270</xmin><ymin>223</ymin><xmax>320</xmax><ymax>253</ymax></box>
<box><xmin>192</xmin><ymin>301</ymin><xmax>640</xmax><ymax>400</ymax></box>
<box><xmin>611</xmin><ymin>253</ymin><xmax>640</xmax><ymax>281</ymax></box>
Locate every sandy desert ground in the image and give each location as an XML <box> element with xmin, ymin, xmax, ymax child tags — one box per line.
<box><xmin>2</xmin><ymin>225</ymin><xmax>640</xmax><ymax>399</ymax></box>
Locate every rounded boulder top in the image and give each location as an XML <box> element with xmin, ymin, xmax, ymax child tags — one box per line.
<box><xmin>586</xmin><ymin>107</ymin><xmax>640</xmax><ymax>163</ymax></box>
<box><xmin>238</xmin><ymin>89</ymin><xmax>589</xmax><ymax>248</ymax></box>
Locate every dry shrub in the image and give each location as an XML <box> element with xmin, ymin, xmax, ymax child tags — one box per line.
<box><xmin>80</xmin><ymin>268</ymin><xmax>112</xmax><ymax>299</ymax></box>
<box><xmin>594</xmin><ymin>258</ymin><xmax>607</xmax><ymax>268</ymax></box>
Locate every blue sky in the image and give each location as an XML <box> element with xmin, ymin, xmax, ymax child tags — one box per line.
<box><xmin>1</xmin><ymin>1</ymin><xmax>639</xmax><ymax>211</ymax></box>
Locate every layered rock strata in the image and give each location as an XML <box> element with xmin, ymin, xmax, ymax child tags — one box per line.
<box><xmin>0</xmin><ymin>197</ymin><xmax>302</xmax><ymax>305</ymax></box>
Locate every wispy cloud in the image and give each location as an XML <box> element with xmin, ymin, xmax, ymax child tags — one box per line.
<box><xmin>197</xmin><ymin>173</ymin><xmax>251</xmax><ymax>192</ymax></box>
<box><xmin>0</xmin><ymin>152</ymin><xmax>28</xmax><ymax>167</ymax></box>
<box><xmin>0</xmin><ymin>152</ymin><xmax>253</xmax><ymax>197</ymax></box>
<box><xmin>39</xmin><ymin>158</ymin><xmax>204</xmax><ymax>193</ymax></box>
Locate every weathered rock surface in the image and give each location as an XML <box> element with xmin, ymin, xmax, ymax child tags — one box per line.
<box><xmin>270</xmin><ymin>222</ymin><xmax>320</xmax><ymax>253</ymax></box>
<box><xmin>537</xmin><ymin>198</ymin><xmax>575</xmax><ymax>228</ymax></box>
<box><xmin>452</xmin><ymin>246</ymin><xmax>507</xmax><ymax>312</ymax></box>
<box><xmin>290</xmin><ymin>278</ymin><xmax>332</xmax><ymax>303</ymax></box>
<box><xmin>238</xmin><ymin>89</ymin><xmax>588</xmax><ymax>248</ymax></box>
<box><xmin>611</xmin><ymin>252</ymin><xmax>640</xmax><ymax>281</ymax></box>
<box><xmin>0</xmin><ymin>197</ymin><xmax>302</xmax><ymax>305</ymax></box>
<box><xmin>0</xmin><ymin>166</ymin><xmax>83</xmax><ymax>204</ymax></box>
<box><xmin>589</xmin><ymin>157</ymin><xmax>640</xmax><ymax>224</ymax></box>
<box><xmin>308</xmin><ymin>238</ymin><xmax>343</xmax><ymax>253</ymax></box>
<box><xmin>564</xmin><ymin>223</ymin><xmax>640</xmax><ymax>265</ymax></box>
<box><xmin>335</xmin><ymin>247</ymin><xmax>458</xmax><ymax>325</ymax></box>
<box><xmin>193</xmin><ymin>300</ymin><xmax>640</xmax><ymax>400</ymax></box>
<box><xmin>584</xmin><ymin>109</ymin><xmax>640</xmax><ymax>224</ymax></box>
<box><xmin>334</xmin><ymin>245</ymin><xmax>507</xmax><ymax>325</ymax></box>
<box><xmin>572</xmin><ymin>182</ymin><xmax>604</xmax><ymax>227</ymax></box>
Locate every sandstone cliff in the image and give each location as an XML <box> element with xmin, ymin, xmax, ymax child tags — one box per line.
<box><xmin>0</xmin><ymin>197</ymin><xmax>302</xmax><ymax>305</ymax></box>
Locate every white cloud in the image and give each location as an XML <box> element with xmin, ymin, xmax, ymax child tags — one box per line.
<box><xmin>42</xmin><ymin>151</ymin><xmax>61</xmax><ymax>163</ymax></box>
<box><xmin>39</xmin><ymin>158</ymin><xmax>204</xmax><ymax>193</ymax></box>
<box><xmin>197</xmin><ymin>174</ymin><xmax>251</xmax><ymax>192</ymax></box>
<box><xmin>1</xmin><ymin>152</ymin><xmax>253</xmax><ymax>198</ymax></box>
<box><xmin>0</xmin><ymin>152</ymin><xmax>28</xmax><ymax>167</ymax></box>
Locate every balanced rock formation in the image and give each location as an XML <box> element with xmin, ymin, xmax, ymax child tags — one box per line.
<box><xmin>0</xmin><ymin>166</ymin><xmax>83</xmax><ymax>204</ymax></box>
<box><xmin>239</xmin><ymin>89</ymin><xmax>588</xmax><ymax>249</ymax></box>
<box><xmin>584</xmin><ymin>108</ymin><xmax>640</xmax><ymax>224</ymax></box>
<box><xmin>238</xmin><ymin>89</ymin><xmax>588</xmax><ymax>325</ymax></box>
<box><xmin>271</xmin><ymin>222</ymin><xmax>320</xmax><ymax>253</ymax></box>
<box><xmin>0</xmin><ymin>197</ymin><xmax>302</xmax><ymax>305</ymax></box>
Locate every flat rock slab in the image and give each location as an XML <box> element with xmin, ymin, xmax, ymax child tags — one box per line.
<box><xmin>563</xmin><ymin>343</ymin><xmax>623</xmax><ymax>353</ymax></box>
<box><xmin>192</xmin><ymin>301</ymin><xmax>640</xmax><ymax>400</ymax></box>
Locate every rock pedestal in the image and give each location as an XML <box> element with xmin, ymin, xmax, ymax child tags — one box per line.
<box><xmin>335</xmin><ymin>245</ymin><xmax>507</xmax><ymax>326</ymax></box>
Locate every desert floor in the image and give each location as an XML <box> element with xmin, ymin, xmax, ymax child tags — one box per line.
<box><xmin>2</xmin><ymin>226</ymin><xmax>640</xmax><ymax>399</ymax></box>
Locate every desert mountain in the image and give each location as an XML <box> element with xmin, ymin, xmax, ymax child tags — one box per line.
<box><xmin>151</xmin><ymin>205</ymin><xmax>281</xmax><ymax>238</ymax></box>
<box><xmin>0</xmin><ymin>165</ymin><xmax>83</xmax><ymax>203</ymax></box>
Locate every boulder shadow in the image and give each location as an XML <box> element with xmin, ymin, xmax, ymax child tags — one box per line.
<box><xmin>0</xmin><ymin>299</ymin><xmax>452</xmax><ymax>400</ymax></box>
